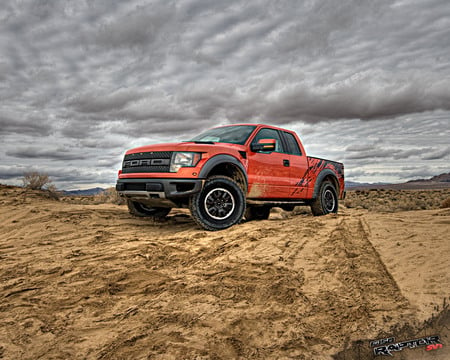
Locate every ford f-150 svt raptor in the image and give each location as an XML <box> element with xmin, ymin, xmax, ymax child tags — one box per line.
<box><xmin>116</xmin><ymin>124</ymin><xmax>344</xmax><ymax>231</ymax></box>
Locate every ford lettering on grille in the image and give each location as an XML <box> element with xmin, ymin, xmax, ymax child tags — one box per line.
<box><xmin>123</xmin><ymin>159</ymin><xmax>170</xmax><ymax>168</ymax></box>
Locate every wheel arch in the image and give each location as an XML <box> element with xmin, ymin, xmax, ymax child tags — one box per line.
<box><xmin>312</xmin><ymin>169</ymin><xmax>339</xmax><ymax>199</ymax></box>
<box><xmin>199</xmin><ymin>155</ymin><xmax>248</xmax><ymax>192</ymax></box>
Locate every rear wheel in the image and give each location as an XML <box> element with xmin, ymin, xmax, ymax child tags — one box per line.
<box><xmin>127</xmin><ymin>200</ymin><xmax>171</xmax><ymax>218</ymax></box>
<box><xmin>310</xmin><ymin>181</ymin><xmax>338</xmax><ymax>216</ymax></box>
<box><xmin>245</xmin><ymin>205</ymin><xmax>271</xmax><ymax>221</ymax></box>
<box><xmin>189</xmin><ymin>176</ymin><xmax>245</xmax><ymax>231</ymax></box>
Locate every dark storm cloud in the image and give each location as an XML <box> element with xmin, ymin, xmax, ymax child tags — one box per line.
<box><xmin>112</xmin><ymin>118</ymin><xmax>212</xmax><ymax>138</ymax></box>
<box><xmin>0</xmin><ymin>111</ymin><xmax>52</xmax><ymax>136</ymax></box>
<box><xmin>346</xmin><ymin>146</ymin><xmax>434</xmax><ymax>160</ymax></box>
<box><xmin>1</xmin><ymin>0</ymin><xmax>449</xmax><ymax>187</ymax></box>
<box><xmin>6</xmin><ymin>147</ymin><xmax>87</xmax><ymax>161</ymax></box>
<box><xmin>393</xmin><ymin>149</ymin><xmax>433</xmax><ymax>160</ymax></box>
<box><xmin>0</xmin><ymin>166</ymin><xmax>28</xmax><ymax>179</ymax></box>
<box><xmin>67</xmin><ymin>88</ymin><xmax>146</xmax><ymax>114</ymax></box>
<box><xmin>120</xmin><ymin>100</ymin><xmax>192</xmax><ymax>122</ymax></box>
<box><xmin>93</xmin><ymin>2</ymin><xmax>176</xmax><ymax>49</ymax></box>
<box><xmin>79</xmin><ymin>137</ymin><xmax>126</xmax><ymax>150</ymax></box>
<box><xmin>422</xmin><ymin>147</ymin><xmax>450</xmax><ymax>160</ymax></box>
<box><xmin>345</xmin><ymin>144</ymin><xmax>376</xmax><ymax>152</ymax></box>
<box><xmin>60</xmin><ymin>122</ymin><xmax>99</xmax><ymax>140</ymax></box>
<box><xmin>261</xmin><ymin>74</ymin><xmax>450</xmax><ymax>123</ymax></box>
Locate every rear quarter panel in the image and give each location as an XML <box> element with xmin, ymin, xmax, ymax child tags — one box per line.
<box><xmin>293</xmin><ymin>157</ymin><xmax>345</xmax><ymax>199</ymax></box>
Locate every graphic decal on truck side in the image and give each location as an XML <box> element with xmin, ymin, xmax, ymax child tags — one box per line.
<box><xmin>293</xmin><ymin>157</ymin><xmax>344</xmax><ymax>198</ymax></box>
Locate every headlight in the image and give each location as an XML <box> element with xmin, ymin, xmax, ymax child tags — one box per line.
<box><xmin>170</xmin><ymin>152</ymin><xmax>201</xmax><ymax>172</ymax></box>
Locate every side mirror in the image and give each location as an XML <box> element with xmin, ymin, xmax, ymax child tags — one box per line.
<box><xmin>251</xmin><ymin>138</ymin><xmax>276</xmax><ymax>152</ymax></box>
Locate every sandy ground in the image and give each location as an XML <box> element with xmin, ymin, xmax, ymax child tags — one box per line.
<box><xmin>0</xmin><ymin>186</ymin><xmax>449</xmax><ymax>359</ymax></box>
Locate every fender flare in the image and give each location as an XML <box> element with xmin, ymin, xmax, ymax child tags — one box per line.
<box><xmin>312</xmin><ymin>169</ymin><xmax>339</xmax><ymax>199</ymax></box>
<box><xmin>199</xmin><ymin>154</ymin><xmax>248</xmax><ymax>188</ymax></box>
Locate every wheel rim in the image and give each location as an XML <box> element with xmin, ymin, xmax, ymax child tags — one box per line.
<box><xmin>204</xmin><ymin>187</ymin><xmax>235</xmax><ymax>220</ymax></box>
<box><xmin>323</xmin><ymin>189</ymin><xmax>336</xmax><ymax>212</ymax></box>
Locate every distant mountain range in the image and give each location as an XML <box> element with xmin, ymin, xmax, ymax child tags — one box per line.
<box><xmin>345</xmin><ymin>181</ymin><xmax>390</xmax><ymax>188</ymax></box>
<box><xmin>62</xmin><ymin>187</ymin><xmax>106</xmax><ymax>196</ymax></box>
<box><xmin>406</xmin><ymin>173</ymin><xmax>450</xmax><ymax>183</ymax></box>
<box><xmin>346</xmin><ymin>172</ymin><xmax>450</xmax><ymax>190</ymax></box>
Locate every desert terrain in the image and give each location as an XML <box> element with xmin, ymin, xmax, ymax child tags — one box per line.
<box><xmin>0</xmin><ymin>185</ymin><xmax>449</xmax><ymax>359</ymax></box>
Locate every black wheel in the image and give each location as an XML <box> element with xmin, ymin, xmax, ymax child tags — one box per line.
<box><xmin>189</xmin><ymin>176</ymin><xmax>245</xmax><ymax>231</ymax></box>
<box><xmin>310</xmin><ymin>181</ymin><xmax>338</xmax><ymax>216</ymax></box>
<box><xmin>127</xmin><ymin>199</ymin><xmax>171</xmax><ymax>218</ymax></box>
<box><xmin>245</xmin><ymin>205</ymin><xmax>271</xmax><ymax>221</ymax></box>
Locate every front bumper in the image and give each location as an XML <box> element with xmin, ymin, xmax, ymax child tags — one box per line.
<box><xmin>116</xmin><ymin>178</ymin><xmax>204</xmax><ymax>207</ymax></box>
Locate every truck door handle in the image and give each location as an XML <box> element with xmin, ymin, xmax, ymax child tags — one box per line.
<box><xmin>283</xmin><ymin>159</ymin><xmax>290</xmax><ymax>167</ymax></box>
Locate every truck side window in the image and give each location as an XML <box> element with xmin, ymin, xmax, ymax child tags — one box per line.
<box><xmin>283</xmin><ymin>132</ymin><xmax>302</xmax><ymax>155</ymax></box>
<box><xmin>252</xmin><ymin>128</ymin><xmax>284</xmax><ymax>153</ymax></box>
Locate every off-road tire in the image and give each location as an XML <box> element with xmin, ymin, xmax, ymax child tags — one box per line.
<box><xmin>245</xmin><ymin>205</ymin><xmax>271</xmax><ymax>221</ymax></box>
<box><xmin>127</xmin><ymin>199</ymin><xmax>171</xmax><ymax>218</ymax></box>
<box><xmin>189</xmin><ymin>176</ymin><xmax>245</xmax><ymax>231</ymax></box>
<box><xmin>310</xmin><ymin>181</ymin><xmax>338</xmax><ymax>216</ymax></box>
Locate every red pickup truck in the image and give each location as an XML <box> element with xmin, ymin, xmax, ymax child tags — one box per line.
<box><xmin>116</xmin><ymin>124</ymin><xmax>344</xmax><ymax>230</ymax></box>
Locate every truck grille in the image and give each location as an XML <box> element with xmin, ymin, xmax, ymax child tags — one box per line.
<box><xmin>121</xmin><ymin>151</ymin><xmax>172</xmax><ymax>173</ymax></box>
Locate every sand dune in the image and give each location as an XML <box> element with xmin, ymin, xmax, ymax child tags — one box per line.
<box><xmin>0</xmin><ymin>186</ymin><xmax>449</xmax><ymax>359</ymax></box>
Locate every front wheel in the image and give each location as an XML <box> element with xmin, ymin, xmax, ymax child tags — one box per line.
<box><xmin>189</xmin><ymin>176</ymin><xmax>245</xmax><ymax>231</ymax></box>
<box><xmin>310</xmin><ymin>181</ymin><xmax>338</xmax><ymax>216</ymax></box>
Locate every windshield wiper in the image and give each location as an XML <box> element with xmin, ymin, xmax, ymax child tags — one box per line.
<box><xmin>184</xmin><ymin>140</ymin><xmax>215</xmax><ymax>144</ymax></box>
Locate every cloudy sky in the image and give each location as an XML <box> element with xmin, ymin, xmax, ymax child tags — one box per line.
<box><xmin>1</xmin><ymin>0</ymin><xmax>449</xmax><ymax>189</ymax></box>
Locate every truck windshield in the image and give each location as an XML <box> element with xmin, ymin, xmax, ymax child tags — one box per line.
<box><xmin>190</xmin><ymin>125</ymin><xmax>256</xmax><ymax>145</ymax></box>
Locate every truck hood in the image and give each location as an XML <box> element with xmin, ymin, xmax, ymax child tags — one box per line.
<box><xmin>125</xmin><ymin>142</ymin><xmax>247</xmax><ymax>155</ymax></box>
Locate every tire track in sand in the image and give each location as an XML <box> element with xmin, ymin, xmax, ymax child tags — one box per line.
<box><xmin>296</xmin><ymin>214</ymin><xmax>416</xmax><ymax>350</ymax></box>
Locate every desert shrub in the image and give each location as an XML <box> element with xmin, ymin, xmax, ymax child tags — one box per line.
<box><xmin>94</xmin><ymin>187</ymin><xmax>125</xmax><ymax>205</ymax></box>
<box><xmin>20</xmin><ymin>172</ymin><xmax>61</xmax><ymax>200</ymax></box>
<box><xmin>398</xmin><ymin>199</ymin><xmax>420</xmax><ymax>211</ymax></box>
<box><xmin>45</xmin><ymin>184</ymin><xmax>61</xmax><ymax>200</ymax></box>
<box><xmin>22</xmin><ymin>171</ymin><xmax>52</xmax><ymax>190</ymax></box>
<box><xmin>344</xmin><ymin>189</ymin><xmax>450</xmax><ymax>212</ymax></box>
<box><xmin>441</xmin><ymin>197</ymin><xmax>450</xmax><ymax>208</ymax></box>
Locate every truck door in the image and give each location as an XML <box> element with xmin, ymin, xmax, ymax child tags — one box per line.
<box><xmin>281</xmin><ymin>131</ymin><xmax>309</xmax><ymax>198</ymax></box>
<box><xmin>247</xmin><ymin>128</ymin><xmax>290</xmax><ymax>198</ymax></box>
